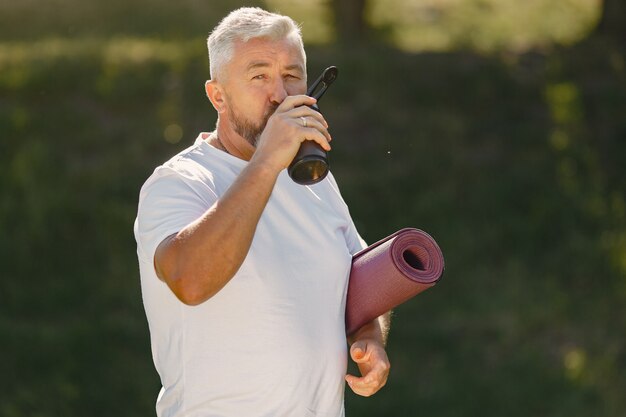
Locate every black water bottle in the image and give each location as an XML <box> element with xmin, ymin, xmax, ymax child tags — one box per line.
<box><xmin>288</xmin><ymin>66</ymin><xmax>338</xmax><ymax>185</ymax></box>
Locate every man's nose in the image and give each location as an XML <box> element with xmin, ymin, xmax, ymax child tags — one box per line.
<box><xmin>269</xmin><ymin>77</ymin><xmax>288</xmax><ymax>105</ymax></box>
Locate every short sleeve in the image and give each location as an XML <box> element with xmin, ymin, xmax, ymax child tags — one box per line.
<box><xmin>344</xmin><ymin>214</ymin><xmax>367</xmax><ymax>255</ymax></box>
<box><xmin>134</xmin><ymin>166</ymin><xmax>219</xmax><ymax>265</ymax></box>
<box><xmin>324</xmin><ymin>173</ymin><xmax>367</xmax><ymax>255</ymax></box>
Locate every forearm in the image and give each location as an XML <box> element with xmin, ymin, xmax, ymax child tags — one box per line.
<box><xmin>155</xmin><ymin>159</ymin><xmax>279</xmax><ymax>305</ymax></box>
<box><xmin>348</xmin><ymin>311</ymin><xmax>391</xmax><ymax>346</ymax></box>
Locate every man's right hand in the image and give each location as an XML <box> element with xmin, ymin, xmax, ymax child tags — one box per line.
<box><xmin>251</xmin><ymin>95</ymin><xmax>332</xmax><ymax>172</ymax></box>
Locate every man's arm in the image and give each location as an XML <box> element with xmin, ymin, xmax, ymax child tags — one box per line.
<box><xmin>154</xmin><ymin>95</ymin><xmax>331</xmax><ymax>305</ymax></box>
<box><xmin>154</xmin><ymin>160</ymin><xmax>280</xmax><ymax>305</ymax></box>
<box><xmin>346</xmin><ymin>312</ymin><xmax>392</xmax><ymax>397</ymax></box>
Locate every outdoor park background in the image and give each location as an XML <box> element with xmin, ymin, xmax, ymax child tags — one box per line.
<box><xmin>1</xmin><ymin>0</ymin><xmax>625</xmax><ymax>415</ymax></box>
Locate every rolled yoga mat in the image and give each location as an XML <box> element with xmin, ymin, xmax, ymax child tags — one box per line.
<box><xmin>345</xmin><ymin>228</ymin><xmax>445</xmax><ymax>335</ymax></box>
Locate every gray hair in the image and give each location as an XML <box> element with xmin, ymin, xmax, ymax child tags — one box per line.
<box><xmin>207</xmin><ymin>7</ymin><xmax>306</xmax><ymax>81</ymax></box>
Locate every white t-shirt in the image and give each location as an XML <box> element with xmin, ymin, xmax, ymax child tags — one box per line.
<box><xmin>134</xmin><ymin>133</ymin><xmax>366</xmax><ymax>417</ymax></box>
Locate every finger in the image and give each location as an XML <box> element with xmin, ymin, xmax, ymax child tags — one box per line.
<box><xmin>295</xmin><ymin>117</ymin><xmax>332</xmax><ymax>143</ymax></box>
<box><xmin>345</xmin><ymin>373</ymin><xmax>383</xmax><ymax>397</ymax></box>
<box><xmin>346</xmin><ymin>371</ymin><xmax>378</xmax><ymax>387</ymax></box>
<box><xmin>372</xmin><ymin>358</ymin><xmax>390</xmax><ymax>380</ymax></box>
<box><xmin>291</xmin><ymin>113</ymin><xmax>323</xmax><ymax>129</ymax></box>
<box><xmin>352</xmin><ymin>370</ymin><xmax>376</xmax><ymax>385</ymax></box>
<box><xmin>347</xmin><ymin>365</ymin><xmax>388</xmax><ymax>388</ymax></box>
<box><xmin>288</xmin><ymin>106</ymin><xmax>329</xmax><ymax>129</ymax></box>
<box><xmin>369</xmin><ymin>363</ymin><xmax>389</xmax><ymax>387</ymax></box>
<box><xmin>298</xmin><ymin>127</ymin><xmax>331</xmax><ymax>151</ymax></box>
<box><xmin>289</xmin><ymin>111</ymin><xmax>331</xmax><ymax>147</ymax></box>
<box><xmin>345</xmin><ymin>374</ymin><xmax>371</xmax><ymax>393</ymax></box>
<box><xmin>277</xmin><ymin>95</ymin><xmax>317</xmax><ymax>112</ymax></box>
<box><xmin>350</xmin><ymin>341</ymin><xmax>370</xmax><ymax>362</ymax></box>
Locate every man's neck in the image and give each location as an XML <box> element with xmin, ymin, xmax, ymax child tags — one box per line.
<box><xmin>207</xmin><ymin>131</ymin><xmax>229</xmax><ymax>154</ymax></box>
<box><xmin>213</xmin><ymin>125</ymin><xmax>256</xmax><ymax>161</ymax></box>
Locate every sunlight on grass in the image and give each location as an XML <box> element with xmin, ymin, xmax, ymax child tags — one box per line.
<box><xmin>0</xmin><ymin>37</ymin><xmax>207</xmax><ymax>91</ymax></box>
<box><xmin>0</xmin><ymin>0</ymin><xmax>601</xmax><ymax>60</ymax></box>
<box><xmin>102</xmin><ymin>38</ymin><xmax>202</xmax><ymax>67</ymax></box>
<box><xmin>163</xmin><ymin>123</ymin><xmax>184</xmax><ymax>144</ymax></box>
<box><xmin>549</xmin><ymin>129</ymin><xmax>571</xmax><ymax>151</ymax></box>
<box><xmin>263</xmin><ymin>0</ymin><xmax>600</xmax><ymax>52</ymax></box>
<box><xmin>0</xmin><ymin>37</ymin><xmax>204</xmax><ymax>67</ymax></box>
<box><xmin>1</xmin><ymin>2</ymin><xmax>625</xmax><ymax>417</ymax></box>
<box><xmin>264</xmin><ymin>0</ymin><xmax>334</xmax><ymax>44</ymax></box>
<box><xmin>564</xmin><ymin>348</ymin><xmax>586</xmax><ymax>381</ymax></box>
<box><xmin>367</xmin><ymin>0</ymin><xmax>601</xmax><ymax>53</ymax></box>
<box><xmin>0</xmin><ymin>38</ymin><xmax>99</xmax><ymax>66</ymax></box>
<box><xmin>545</xmin><ymin>82</ymin><xmax>583</xmax><ymax>125</ymax></box>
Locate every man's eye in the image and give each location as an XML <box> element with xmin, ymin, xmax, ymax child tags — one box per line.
<box><xmin>284</xmin><ymin>74</ymin><xmax>300</xmax><ymax>80</ymax></box>
<box><xmin>252</xmin><ymin>74</ymin><xmax>266</xmax><ymax>80</ymax></box>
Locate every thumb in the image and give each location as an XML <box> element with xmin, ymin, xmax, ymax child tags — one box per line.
<box><xmin>350</xmin><ymin>341</ymin><xmax>368</xmax><ymax>361</ymax></box>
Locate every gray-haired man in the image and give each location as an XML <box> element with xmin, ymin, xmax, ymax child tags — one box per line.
<box><xmin>135</xmin><ymin>7</ymin><xmax>390</xmax><ymax>416</ymax></box>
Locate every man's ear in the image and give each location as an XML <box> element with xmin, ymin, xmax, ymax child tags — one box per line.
<box><xmin>205</xmin><ymin>80</ymin><xmax>226</xmax><ymax>113</ymax></box>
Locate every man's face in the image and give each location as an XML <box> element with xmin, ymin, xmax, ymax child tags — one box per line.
<box><xmin>219</xmin><ymin>37</ymin><xmax>307</xmax><ymax>146</ymax></box>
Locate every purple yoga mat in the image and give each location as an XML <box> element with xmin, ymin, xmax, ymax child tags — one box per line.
<box><xmin>345</xmin><ymin>228</ymin><xmax>445</xmax><ymax>335</ymax></box>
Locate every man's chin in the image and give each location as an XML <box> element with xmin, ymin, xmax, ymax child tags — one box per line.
<box><xmin>231</xmin><ymin>110</ymin><xmax>273</xmax><ymax>148</ymax></box>
<box><xmin>231</xmin><ymin>125</ymin><xmax>261</xmax><ymax>148</ymax></box>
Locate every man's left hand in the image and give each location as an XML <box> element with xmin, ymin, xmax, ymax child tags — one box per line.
<box><xmin>345</xmin><ymin>338</ymin><xmax>390</xmax><ymax>396</ymax></box>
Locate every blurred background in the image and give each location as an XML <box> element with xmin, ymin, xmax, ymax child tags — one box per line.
<box><xmin>1</xmin><ymin>0</ymin><xmax>625</xmax><ymax>415</ymax></box>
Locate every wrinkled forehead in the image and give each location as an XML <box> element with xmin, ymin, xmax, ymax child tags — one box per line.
<box><xmin>229</xmin><ymin>36</ymin><xmax>306</xmax><ymax>73</ymax></box>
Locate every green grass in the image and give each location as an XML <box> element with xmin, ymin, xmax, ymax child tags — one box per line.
<box><xmin>1</xmin><ymin>1</ymin><xmax>625</xmax><ymax>416</ymax></box>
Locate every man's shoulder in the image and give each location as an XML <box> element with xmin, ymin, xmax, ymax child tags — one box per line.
<box><xmin>163</xmin><ymin>136</ymin><xmax>213</xmax><ymax>171</ymax></box>
<box><xmin>140</xmin><ymin>139</ymin><xmax>216</xmax><ymax>194</ymax></box>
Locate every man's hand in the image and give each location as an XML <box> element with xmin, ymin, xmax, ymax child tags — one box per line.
<box><xmin>345</xmin><ymin>338</ymin><xmax>390</xmax><ymax>397</ymax></box>
<box><xmin>252</xmin><ymin>95</ymin><xmax>332</xmax><ymax>172</ymax></box>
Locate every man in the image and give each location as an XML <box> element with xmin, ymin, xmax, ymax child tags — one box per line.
<box><xmin>134</xmin><ymin>7</ymin><xmax>390</xmax><ymax>416</ymax></box>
